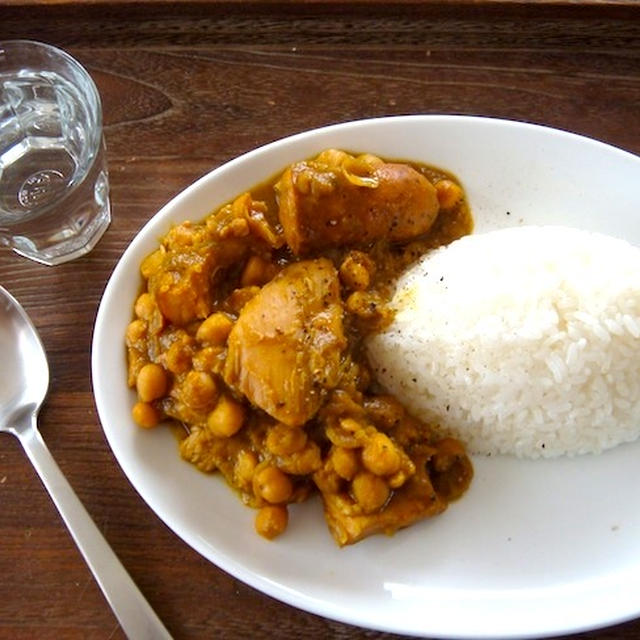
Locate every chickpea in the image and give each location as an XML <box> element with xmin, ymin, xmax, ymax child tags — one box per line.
<box><xmin>266</xmin><ymin>423</ymin><xmax>308</xmax><ymax>456</ymax></box>
<box><xmin>196</xmin><ymin>312</ymin><xmax>234</xmax><ymax>346</ymax></box>
<box><xmin>155</xmin><ymin>271</ymin><xmax>204</xmax><ymax>326</ymax></box>
<box><xmin>340</xmin><ymin>260</ymin><xmax>369</xmax><ymax>291</ymax></box>
<box><xmin>339</xmin><ymin>251</ymin><xmax>375</xmax><ymax>291</ymax></box>
<box><xmin>241</xmin><ymin>255</ymin><xmax>276</xmax><ymax>287</ymax></box>
<box><xmin>234</xmin><ymin>450</ymin><xmax>258</xmax><ymax>486</ymax></box>
<box><xmin>136</xmin><ymin>363</ymin><xmax>168</xmax><ymax>403</ymax></box>
<box><xmin>165</xmin><ymin>336</ymin><xmax>193</xmax><ymax>374</ymax></box>
<box><xmin>134</xmin><ymin>293</ymin><xmax>155</xmax><ymax>320</ymax></box>
<box><xmin>125</xmin><ymin>319</ymin><xmax>146</xmax><ymax>346</ymax></box>
<box><xmin>362</xmin><ymin>432</ymin><xmax>401</xmax><ymax>477</ymax></box>
<box><xmin>345</xmin><ymin>290</ymin><xmax>385</xmax><ymax>320</ymax></box>
<box><xmin>183</xmin><ymin>370</ymin><xmax>218</xmax><ymax>409</ymax></box>
<box><xmin>207</xmin><ymin>395</ymin><xmax>246</xmax><ymax>437</ymax></box>
<box><xmin>132</xmin><ymin>401</ymin><xmax>160</xmax><ymax>429</ymax></box>
<box><xmin>255</xmin><ymin>505</ymin><xmax>288</xmax><ymax>540</ymax></box>
<box><xmin>435</xmin><ymin>179</ymin><xmax>463</xmax><ymax>210</ymax></box>
<box><xmin>253</xmin><ymin>466</ymin><xmax>293</xmax><ymax>504</ymax></box>
<box><xmin>330</xmin><ymin>446</ymin><xmax>360</xmax><ymax>480</ymax></box>
<box><xmin>351</xmin><ymin>471</ymin><xmax>390</xmax><ymax>514</ymax></box>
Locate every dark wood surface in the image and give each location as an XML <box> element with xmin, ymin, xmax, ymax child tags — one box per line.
<box><xmin>1</xmin><ymin>3</ymin><xmax>639</xmax><ymax>639</ymax></box>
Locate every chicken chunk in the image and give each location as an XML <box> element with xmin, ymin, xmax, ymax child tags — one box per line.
<box><xmin>223</xmin><ymin>258</ymin><xmax>346</xmax><ymax>426</ymax></box>
<box><xmin>145</xmin><ymin>222</ymin><xmax>248</xmax><ymax>327</ymax></box>
<box><xmin>314</xmin><ymin>449</ymin><xmax>447</xmax><ymax>546</ymax></box>
<box><xmin>276</xmin><ymin>150</ymin><xmax>440</xmax><ymax>255</ymax></box>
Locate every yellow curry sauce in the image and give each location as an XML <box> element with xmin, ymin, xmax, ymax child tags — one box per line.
<box><xmin>125</xmin><ymin>149</ymin><xmax>473</xmax><ymax>545</ymax></box>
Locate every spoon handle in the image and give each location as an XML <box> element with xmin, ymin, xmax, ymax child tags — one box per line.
<box><xmin>16</xmin><ymin>419</ymin><xmax>172</xmax><ymax>640</ymax></box>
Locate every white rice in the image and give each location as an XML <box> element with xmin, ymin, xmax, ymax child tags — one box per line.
<box><xmin>367</xmin><ymin>225</ymin><xmax>640</xmax><ymax>458</ymax></box>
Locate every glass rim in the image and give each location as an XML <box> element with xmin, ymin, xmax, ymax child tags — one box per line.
<box><xmin>0</xmin><ymin>39</ymin><xmax>106</xmax><ymax>221</ymax></box>
<box><xmin>0</xmin><ymin>39</ymin><xmax>104</xmax><ymax>128</ymax></box>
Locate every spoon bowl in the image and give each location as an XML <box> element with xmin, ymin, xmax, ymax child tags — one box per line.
<box><xmin>0</xmin><ymin>284</ymin><xmax>171</xmax><ymax>640</ymax></box>
<box><xmin>0</xmin><ymin>286</ymin><xmax>48</xmax><ymax>435</ymax></box>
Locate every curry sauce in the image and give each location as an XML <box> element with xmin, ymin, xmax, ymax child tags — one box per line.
<box><xmin>126</xmin><ymin>149</ymin><xmax>473</xmax><ymax>545</ymax></box>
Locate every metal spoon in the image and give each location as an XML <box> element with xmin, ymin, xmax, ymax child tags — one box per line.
<box><xmin>0</xmin><ymin>285</ymin><xmax>172</xmax><ymax>640</ymax></box>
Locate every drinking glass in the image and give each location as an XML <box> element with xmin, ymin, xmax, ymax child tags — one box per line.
<box><xmin>0</xmin><ymin>40</ymin><xmax>110</xmax><ymax>265</ymax></box>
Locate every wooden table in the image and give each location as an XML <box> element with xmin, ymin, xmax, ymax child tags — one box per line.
<box><xmin>1</xmin><ymin>2</ymin><xmax>639</xmax><ymax>638</ymax></box>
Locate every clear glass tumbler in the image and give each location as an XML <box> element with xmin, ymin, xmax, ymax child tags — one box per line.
<box><xmin>0</xmin><ymin>40</ymin><xmax>110</xmax><ymax>265</ymax></box>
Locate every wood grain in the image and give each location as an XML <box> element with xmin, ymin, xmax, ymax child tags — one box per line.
<box><xmin>1</xmin><ymin>4</ymin><xmax>639</xmax><ymax>639</ymax></box>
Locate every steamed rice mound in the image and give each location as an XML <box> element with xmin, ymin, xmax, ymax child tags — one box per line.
<box><xmin>367</xmin><ymin>225</ymin><xmax>640</xmax><ymax>458</ymax></box>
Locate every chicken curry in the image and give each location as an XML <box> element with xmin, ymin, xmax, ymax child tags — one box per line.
<box><xmin>126</xmin><ymin>149</ymin><xmax>473</xmax><ymax>546</ymax></box>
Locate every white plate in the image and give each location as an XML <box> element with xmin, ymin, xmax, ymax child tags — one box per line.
<box><xmin>92</xmin><ymin>116</ymin><xmax>640</xmax><ymax>639</ymax></box>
